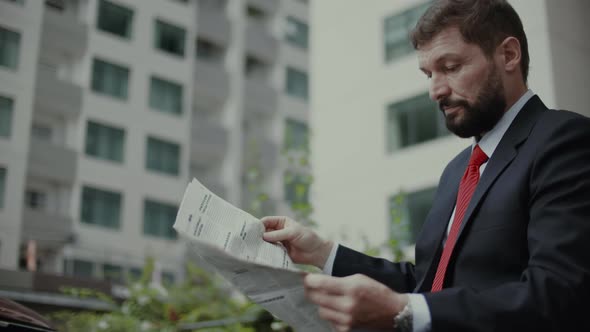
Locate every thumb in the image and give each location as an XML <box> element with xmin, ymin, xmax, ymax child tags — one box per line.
<box><xmin>263</xmin><ymin>228</ymin><xmax>295</xmax><ymax>243</ymax></box>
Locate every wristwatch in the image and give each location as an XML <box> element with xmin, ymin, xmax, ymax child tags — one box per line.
<box><xmin>393</xmin><ymin>301</ymin><xmax>413</xmax><ymax>332</ymax></box>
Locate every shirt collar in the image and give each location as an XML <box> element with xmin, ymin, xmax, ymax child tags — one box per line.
<box><xmin>475</xmin><ymin>89</ymin><xmax>535</xmax><ymax>158</ymax></box>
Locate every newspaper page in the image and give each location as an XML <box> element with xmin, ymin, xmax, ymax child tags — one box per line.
<box><xmin>173</xmin><ymin>178</ymin><xmax>332</xmax><ymax>331</ymax></box>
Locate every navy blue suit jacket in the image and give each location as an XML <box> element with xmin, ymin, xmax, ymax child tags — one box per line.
<box><xmin>333</xmin><ymin>96</ymin><xmax>590</xmax><ymax>331</ymax></box>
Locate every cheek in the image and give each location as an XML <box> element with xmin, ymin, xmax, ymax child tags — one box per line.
<box><xmin>449</xmin><ymin>69</ymin><xmax>487</xmax><ymax>103</ymax></box>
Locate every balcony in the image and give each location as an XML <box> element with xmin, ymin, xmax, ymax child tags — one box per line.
<box><xmin>245</xmin><ymin>21</ymin><xmax>278</xmax><ymax>62</ymax></box>
<box><xmin>27</xmin><ymin>139</ymin><xmax>78</xmax><ymax>185</ymax></box>
<box><xmin>40</xmin><ymin>7</ymin><xmax>88</xmax><ymax>60</ymax></box>
<box><xmin>193</xmin><ymin>59</ymin><xmax>230</xmax><ymax>110</ymax></box>
<box><xmin>197</xmin><ymin>4</ymin><xmax>231</xmax><ymax>45</ymax></box>
<box><xmin>22</xmin><ymin>208</ymin><xmax>73</xmax><ymax>250</ymax></box>
<box><xmin>34</xmin><ymin>65</ymin><xmax>82</xmax><ymax>118</ymax></box>
<box><xmin>244</xmin><ymin>78</ymin><xmax>277</xmax><ymax>117</ymax></box>
<box><xmin>190</xmin><ymin>120</ymin><xmax>229</xmax><ymax>167</ymax></box>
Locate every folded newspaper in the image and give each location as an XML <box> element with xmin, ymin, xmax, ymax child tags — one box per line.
<box><xmin>173</xmin><ymin>178</ymin><xmax>332</xmax><ymax>331</ymax></box>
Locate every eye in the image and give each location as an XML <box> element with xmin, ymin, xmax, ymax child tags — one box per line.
<box><xmin>445</xmin><ymin>64</ymin><xmax>460</xmax><ymax>73</ymax></box>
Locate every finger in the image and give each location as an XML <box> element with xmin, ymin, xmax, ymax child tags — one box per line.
<box><xmin>304</xmin><ymin>274</ymin><xmax>348</xmax><ymax>295</ymax></box>
<box><xmin>306</xmin><ymin>289</ymin><xmax>352</xmax><ymax>313</ymax></box>
<box><xmin>317</xmin><ymin>306</ymin><xmax>352</xmax><ymax>327</ymax></box>
<box><xmin>262</xmin><ymin>228</ymin><xmax>297</xmax><ymax>243</ymax></box>
<box><xmin>261</xmin><ymin>216</ymin><xmax>287</xmax><ymax>230</ymax></box>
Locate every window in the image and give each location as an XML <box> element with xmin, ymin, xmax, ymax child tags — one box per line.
<box><xmin>154</xmin><ymin>19</ymin><xmax>186</xmax><ymax>57</ymax></box>
<box><xmin>0</xmin><ymin>167</ymin><xmax>5</xmax><ymax>209</ymax></box>
<box><xmin>383</xmin><ymin>1</ymin><xmax>430</xmax><ymax>62</ymax></box>
<box><xmin>196</xmin><ymin>38</ymin><xmax>224</xmax><ymax>63</ymax></box>
<box><xmin>102</xmin><ymin>263</ymin><xmax>123</xmax><ymax>282</ymax></box>
<box><xmin>80</xmin><ymin>186</ymin><xmax>122</xmax><ymax>229</ymax></box>
<box><xmin>25</xmin><ymin>190</ymin><xmax>47</xmax><ymax>210</ymax></box>
<box><xmin>0</xmin><ymin>96</ymin><xmax>13</xmax><ymax>138</ymax></box>
<box><xmin>0</xmin><ymin>26</ymin><xmax>20</xmax><ymax>69</ymax></box>
<box><xmin>284</xmin><ymin>119</ymin><xmax>309</xmax><ymax>151</ymax></box>
<box><xmin>143</xmin><ymin>199</ymin><xmax>177</xmax><ymax>240</ymax></box>
<box><xmin>91</xmin><ymin>58</ymin><xmax>130</xmax><ymax>100</ymax></box>
<box><xmin>285</xmin><ymin>67</ymin><xmax>308</xmax><ymax>101</ymax></box>
<box><xmin>97</xmin><ymin>0</ymin><xmax>134</xmax><ymax>39</ymax></box>
<box><xmin>386</xmin><ymin>92</ymin><xmax>448</xmax><ymax>152</ymax></box>
<box><xmin>67</xmin><ymin>259</ymin><xmax>94</xmax><ymax>278</ymax></box>
<box><xmin>162</xmin><ymin>270</ymin><xmax>176</xmax><ymax>285</ymax></box>
<box><xmin>285</xmin><ymin>16</ymin><xmax>308</xmax><ymax>50</ymax></box>
<box><xmin>389</xmin><ymin>187</ymin><xmax>437</xmax><ymax>243</ymax></box>
<box><xmin>85</xmin><ymin>121</ymin><xmax>125</xmax><ymax>163</ymax></box>
<box><xmin>284</xmin><ymin>172</ymin><xmax>310</xmax><ymax>206</ymax></box>
<box><xmin>149</xmin><ymin>76</ymin><xmax>183</xmax><ymax>115</ymax></box>
<box><xmin>146</xmin><ymin>136</ymin><xmax>180</xmax><ymax>176</ymax></box>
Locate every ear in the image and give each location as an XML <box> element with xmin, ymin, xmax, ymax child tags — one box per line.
<box><xmin>497</xmin><ymin>36</ymin><xmax>522</xmax><ymax>74</ymax></box>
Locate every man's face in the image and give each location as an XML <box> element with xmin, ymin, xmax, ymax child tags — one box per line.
<box><xmin>417</xmin><ymin>27</ymin><xmax>507</xmax><ymax>138</ymax></box>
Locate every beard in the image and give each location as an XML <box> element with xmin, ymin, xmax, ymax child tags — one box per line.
<box><xmin>439</xmin><ymin>63</ymin><xmax>507</xmax><ymax>138</ymax></box>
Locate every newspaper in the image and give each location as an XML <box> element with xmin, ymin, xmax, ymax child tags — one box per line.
<box><xmin>173</xmin><ymin>178</ymin><xmax>332</xmax><ymax>331</ymax></box>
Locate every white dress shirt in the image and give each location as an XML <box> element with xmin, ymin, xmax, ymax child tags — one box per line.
<box><xmin>322</xmin><ymin>90</ymin><xmax>535</xmax><ymax>331</ymax></box>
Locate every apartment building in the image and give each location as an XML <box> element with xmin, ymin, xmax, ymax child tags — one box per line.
<box><xmin>310</xmin><ymin>0</ymin><xmax>590</xmax><ymax>252</ymax></box>
<box><xmin>0</xmin><ymin>0</ymin><xmax>310</xmax><ymax>288</ymax></box>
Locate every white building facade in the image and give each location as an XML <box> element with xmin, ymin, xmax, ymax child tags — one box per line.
<box><xmin>0</xmin><ymin>0</ymin><xmax>310</xmax><ymax>284</ymax></box>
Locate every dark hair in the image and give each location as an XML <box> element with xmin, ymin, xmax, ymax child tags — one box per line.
<box><xmin>410</xmin><ymin>0</ymin><xmax>529</xmax><ymax>83</ymax></box>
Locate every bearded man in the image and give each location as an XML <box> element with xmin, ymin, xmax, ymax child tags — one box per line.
<box><xmin>262</xmin><ymin>0</ymin><xmax>590</xmax><ymax>331</ymax></box>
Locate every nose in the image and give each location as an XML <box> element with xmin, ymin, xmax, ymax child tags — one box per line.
<box><xmin>429</xmin><ymin>74</ymin><xmax>451</xmax><ymax>102</ymax></box>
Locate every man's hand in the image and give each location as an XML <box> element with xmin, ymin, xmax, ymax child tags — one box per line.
<box><xmin>261</xmin><ymin>216</ymin><xmax>334</xmax><ymax>269</ymax></box>
<box><xmin>304</xmin><ymin>273</ymin><xmax>409</xmax><ymax>332</ymax></box>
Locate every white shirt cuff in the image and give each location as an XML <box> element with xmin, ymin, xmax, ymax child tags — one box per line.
<box><xmin>322</xmin><ymin>243</ymin><xmax>339</xmax><ymax>275</ymax></box>
<box><xmin>407</xmin><ymin>293</ymin><xmax>432</xmax><ymax>332</ymax></box>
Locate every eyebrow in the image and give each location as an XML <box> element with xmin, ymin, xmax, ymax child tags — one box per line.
<box><xmin>419</xmin><ymin>53</ymin><xmax>464</xmax><ymax>72</ymax></box>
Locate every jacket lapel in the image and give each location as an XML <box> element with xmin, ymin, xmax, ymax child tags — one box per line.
<box><xmin>455</xmin><ymin>96</ymin><xmax>547</xmax><ymax>246</ymax></box>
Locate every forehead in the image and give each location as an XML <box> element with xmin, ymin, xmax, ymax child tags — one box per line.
<box><xmin>417</xmin><ymin>27</ymin><xmax>478</xmax><ymax>68</ymax></box>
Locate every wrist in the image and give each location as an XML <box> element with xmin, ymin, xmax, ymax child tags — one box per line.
<box><xmin>314</xmin><ymin>240</ymin><xmax>334</xmax><ymax>269</ymax></box>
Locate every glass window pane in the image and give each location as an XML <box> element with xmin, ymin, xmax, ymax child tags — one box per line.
<box><xmin>80</xmin><ymin>186</ymin><xmax>122</xmax><ymax>229</ymax></box>
<box><xmin>146</xmin><ymin>137</ymin><xmax>180</xmax><ymax>176</ymax></box>
<box><xmin>0</xmin><ymin>96</ymin><xmax>13</xmax><ymax>138</ymax></box>
<box><xmin>389</xmin><ymin>186</ymin><xmax>437</xmax><ymax>244</ymax></box>
<box><xmin>284</xmin><ymin>172</ymin><xmax>310</xmax><ymax>205</ymax></box>
<box><xmin>285</xmin><ymin>16</ymin><xmax>308</xmax><ymax>50</ymax></box>
<box><xmin>154</xmin><ymin>19</ymin><xmax>186</xmax><ymax>57</ymax></box>
<box><xmin>72</xmin><ymin>259</ymin><xmax>94</xmax><ymax>278</ymax></box>
<box><xmin>85</xmin><ymin>121</ymin><xmax>125</xmax><ymax>162</ymax></box>
<box><xmin>143</xmin><ymin>199</ymin><xmax>177</xmax><ymax>240</ymax></box>
<box><xmin>149</xmin><ymin>76</ymin><xmax>183</xmax><ymax>115</ymax></box>
<box><xmin>0</xmin><ymin>26</ymin><xmax>20</xmax><ymax>69</ymax></box>
<box><xmin>91</xmin><ymin>58</ymin><xmax>130</xmax><ymax>100</ymax></box>
<box><xmin>383</xmin><ymin>2</ymin><xmax>430</xmax><ymax>62</ymax></box>
<box><xmin>97</xmin><ymin>0</ymin><xmax>134</xmax><ymax>39</ymax></box>
<box><xmin>285</xmin><ymin>67</ymin><xmax>308</xmax><ymax>101</ymax></box>
<box><xmin>387</xmin><ymin>92</ymin><xmax>447</xmax><ymax>151</ymax></box>
<box><xmin>284</xmin><ymin>119</ymin><xmax>309</xmax><ymax>151</ymax></box>
<box><xmin>103</xmin><ymin>263</ymin><xmax>123</xmax><ymax>282</ymax></box>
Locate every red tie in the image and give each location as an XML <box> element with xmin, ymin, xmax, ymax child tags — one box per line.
<box><xmin>431</xmin><ymin>144</ymin><xmax>488</xmax><ymax>292</ymax></box>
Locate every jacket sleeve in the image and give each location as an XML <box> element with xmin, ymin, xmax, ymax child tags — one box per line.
<box><xmin>423</xmin><ymin>115</ymin><xmax>590</xmax><ymax>332</ymax></box>
<box><xmin>332</xmin><ymin>245</ymin><xmax>417</xmax><ymax>293</ymax></box>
